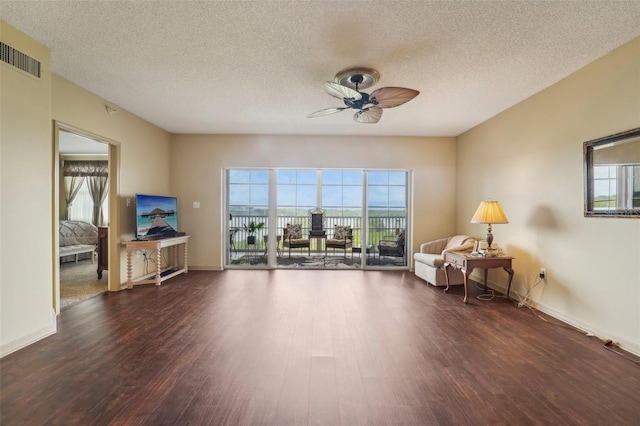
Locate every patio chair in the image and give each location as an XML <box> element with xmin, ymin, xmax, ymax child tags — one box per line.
<box><xmin>283</xmin><ymin>224</ymin><xmax>310</xmax><ymax>257</ymax></box>
<box><xmin>326</xmin><ymin>225</ymin><xmax>353</xmax><ymax>259</ymax></box>
<box><xmin>378</xmin><ymin>228</ymin><xmax>406</xmax><ymax>265</ymax></box>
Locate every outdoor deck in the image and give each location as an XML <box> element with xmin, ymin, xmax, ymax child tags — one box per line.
<box><xmin>228</xmin><ymin>214</ymin><xmax>407</xmax><ymax>269</ymax></box>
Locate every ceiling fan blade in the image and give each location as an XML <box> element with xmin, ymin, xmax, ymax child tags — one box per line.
<box><xmin>324</xmin><ymin>82</ymin><xmax>362</xmax><ymax>101</ymax></box>
<box><xmin>307</xmin><ymin>107</ymin><xmax>349</xmax><ymax>118</ymax></box>
<box><xmin>369</xmin><ymin>87</ymin><xmax>419</xmax><ymax>108</ymax></box>
<box><xmin>354</xmin><ymin>107</ymin><xmax>383</xmax><ymax>124</ymax></box>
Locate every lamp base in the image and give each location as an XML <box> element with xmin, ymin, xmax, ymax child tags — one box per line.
<box><xmin>483</xmin><ymin>247</ymin><xmax>498</xmax><ymax>257</ymax></box>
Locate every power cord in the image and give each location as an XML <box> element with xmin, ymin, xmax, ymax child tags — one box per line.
<box><xmin>512</xmin><ymin>274</ymin><xmax>640</xmax><ymax>365</ymax></box>
<box><xmin>517</xmin><ymin>275</ymin><xmax>544</xmax><ymax>308</ymax></box>
<box><xmin>142</xmin><ymin>250</ymin><xmax>149</xmax><ymax>274</ymax></box>
<box><xmin>141</xmin><ymin>249</ymin><xmax>159</xmax><ymax>275</ymax></box>
<box><xmin>474</xmin><ymin>282</ymin><xmax>507</xmax><ymax>301</ymax></box>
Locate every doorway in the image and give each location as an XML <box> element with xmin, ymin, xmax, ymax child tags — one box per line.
<box><xmin>54</xmin><ymin>124</ymin><xmax>119</xmax><ymax>312</ymax></box>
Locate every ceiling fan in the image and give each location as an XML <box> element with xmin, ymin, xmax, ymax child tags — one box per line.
<box><xmin>307</xmin><ymin>67</ymin><xmax>419</xmax><ymax>124</ymax></box>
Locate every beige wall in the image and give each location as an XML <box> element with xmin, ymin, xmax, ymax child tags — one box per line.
<box><xmin>53</xmin><ymin>76</ymin><xmax>171</xmax><ymax>203</ymax></box>
<box><xmin>52</xmin><ymin>75</ymin><xmax>173</xmax><ymax>287</ymax></box>
<box><xmin>1</xmin><ymin>20</ymin><xmax>173</xmax><ymax>355</ymax></box>
<box><xmin>457</xmin><ymin>37</ymin><xmax>640</xmax><ymax>354</ymax></box>
<box><xmin>169</xmin><ymin>134</ymin><xmax>458</xmax><ymax>269</ymax></box>
<box><xmin>1</xmin><ymin>22</ymin><xmax>54</xmax><ymax>355</ymax></box>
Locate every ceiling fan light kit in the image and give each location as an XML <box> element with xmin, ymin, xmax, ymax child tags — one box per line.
<box><xmin>308</xmin><ymin>67</ymin><xmax>419</xmax><ymax>124</ymax></box>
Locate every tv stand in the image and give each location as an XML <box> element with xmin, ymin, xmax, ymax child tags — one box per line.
<box><xmin>123</xmin><ymin>235</ymin><xmax>190</xmax><ymax>289</ymax></box>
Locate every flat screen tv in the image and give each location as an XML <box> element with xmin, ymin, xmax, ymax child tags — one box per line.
<box><xmin>135</xmin><ymin>194</ymin><xmax>179</xmax><ymax>240</ymax></box>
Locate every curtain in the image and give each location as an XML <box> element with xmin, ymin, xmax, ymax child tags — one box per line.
<box><xmin>88</xmin><ymin>176</ymin><xmax>109</xmax><ymax>226</ymax></box>
<box><xmin>63</xmin><ymin>176</ymin><xmax>86</xmax><ymax>220</ymax></box>
<box><xmin>63</xmin><ymin>160</ymin><xmax>108</xmax><ymax>225</ymax></box>
<box><xmin>63</xmin><ymin>160</ymin><xmax>108</xmax><ymax>177</ymax></box>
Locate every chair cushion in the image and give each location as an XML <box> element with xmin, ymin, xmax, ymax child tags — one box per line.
<box><xmin>327</xmin><ymin>238</ymin><xmax>352</xmax><ymax>246</ymax></box>
<box><xmin>286</xmin><ymin>224</ymin><xmax>302</xmax><ymax>239</ymax></box>
<box><xmin>379</xmin><ymin>240</ymin><xmax>402</xmax><ymax>254</ymax></box>
<box><xmin>396</xmin><ymin>229</ymin><xmax>406</xmax><ymax>246</ymax></box>
<box><xmin>334</xmin><ymin>225</ymin><xmax>350</xmax><ymax>239</ymax></box>
<box><xmin>413</xmin><ymin>253</ymin><xmax>444</xmax><ymax>268</ymax></box>
<box><xmin>285</xmin><ymin>238</ymin><xmax>308</xmax><ymax>244</ymax></box>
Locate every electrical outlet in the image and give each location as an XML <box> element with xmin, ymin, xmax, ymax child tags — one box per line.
<box><xmin>539</xmin><ymin>267</ymin><xmax>547</xmax><ymax>279</ymax></box>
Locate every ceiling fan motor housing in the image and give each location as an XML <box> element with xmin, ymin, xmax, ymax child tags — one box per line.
<box><xmin>334</xmin><ymin>67</ymin><xmax>380</xmax><ymax>90</ymax></box>
<box><xmin>344</xmin><ymin>92</ymin><xmax>372</xmax><ymax>110</ymax></box>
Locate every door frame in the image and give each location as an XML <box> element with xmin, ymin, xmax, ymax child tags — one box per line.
<box><xmin>53</xmin><ymin>121</ymin><xmax>121</xmax><ymax>314</ymax></box>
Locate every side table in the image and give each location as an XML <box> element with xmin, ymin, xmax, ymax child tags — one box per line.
<box><xmin>443</xmin><ymin>251</ymin><xmax>514</xmax><ymax>303</ymax></box>
<box><xmin>352</xmin><ymin>244</ymin><xmax>374</xmax><ymax>264</ymax></box>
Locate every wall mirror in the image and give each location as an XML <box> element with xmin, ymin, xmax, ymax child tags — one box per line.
<box><xmin>584</xmin><ymin>128</ymin><xmax>640</xmax><ymax>218</ymax></box>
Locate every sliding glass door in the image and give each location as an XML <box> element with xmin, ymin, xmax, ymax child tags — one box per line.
<box><xmin>225</xmin><ymin>168</ymin><xmax>409</xmax><ymax>269</ymax></box>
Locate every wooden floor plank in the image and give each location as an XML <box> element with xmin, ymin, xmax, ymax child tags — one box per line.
<box><xmin>1</xmin><ymin>270</ymin><xmax>639</xmax><ymax>425</ymax></box>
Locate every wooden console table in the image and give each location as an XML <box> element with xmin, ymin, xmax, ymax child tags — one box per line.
<box><xmin>443</xmin><ymin>251</ymin><xmax>514</xmax><ymax>303</ymax></box>
<box><xmin>123</xmin><ymin>235</ymin><xmax>189</xmax><ymax>289</ymax></box>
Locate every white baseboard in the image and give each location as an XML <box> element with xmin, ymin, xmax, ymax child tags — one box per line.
<box><xmin>531</xmin><ymin>300</ymin><xmax>640</xmax><ymax>357</ymax></box>
<box><xmin>0</xmin><ymin>309</ymin><xmax>57</xmax><ymax>358</ymax></box>
<box><xmin>474</xmin><ymin>272</ymin><xmax>640</xmax><ymax>357</ymax></box>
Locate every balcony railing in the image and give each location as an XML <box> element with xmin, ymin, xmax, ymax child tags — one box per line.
<box><xmin>229</xmin><ymin>215</ymin><xmax>405</xmax><ymax>252</ymax></box>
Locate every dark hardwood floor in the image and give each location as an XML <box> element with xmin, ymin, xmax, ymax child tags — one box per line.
<box><xmin>1</xmin><ymin>270</ymin><xmax>639</xmax><ymax>425</ymax></box>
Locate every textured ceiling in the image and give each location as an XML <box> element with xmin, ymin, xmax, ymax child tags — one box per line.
<box><xmin>2</xmin><ymin>1</ymin><xmax>639</xmax><ymax>137</ymax></box>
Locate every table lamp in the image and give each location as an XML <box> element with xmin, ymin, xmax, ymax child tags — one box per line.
<box><xmin>470</xmin><ymin>200</ymin><xmax>508</xmax><ymax>256</ymax></box>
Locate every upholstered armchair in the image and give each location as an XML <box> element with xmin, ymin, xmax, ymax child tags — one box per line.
<box><xmin>283</xmin><ymin>224</ymin><xmax>310</xmax><ymax>257</ymax></box>
<box><xmin>413</xmin><ymin>235</ymin><xmax>476</xmax><ymax>286</ymax></box>
<box><xmin>377</xmin><ymin>229</ymin><xmax>406</xmax><ymax>264</ymax></box>
<box><xmin>325</xmin><ymin>225</ymin><xmax>353</xmax><ymax>259</ymax></box>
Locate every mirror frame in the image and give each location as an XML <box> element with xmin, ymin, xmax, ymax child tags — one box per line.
<box><xmin>584</xmin><ymin>127</ymin><xmax>640</xmax><ymax>218</ymax></box>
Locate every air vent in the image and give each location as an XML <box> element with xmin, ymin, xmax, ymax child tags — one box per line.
<box><xmin>0</xmin><ymin>42</ymin><xmax>41</xmax><ymax>78</ymax></box>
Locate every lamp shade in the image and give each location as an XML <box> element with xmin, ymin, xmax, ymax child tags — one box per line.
<box><xmin>470</xmin><ymin>201</ymin><xmax>509</xmax><ymax>224</ymax></box>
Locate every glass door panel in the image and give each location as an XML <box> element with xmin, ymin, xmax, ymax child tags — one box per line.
<box><xmin>227</xmin><ymin>169</ymin><xmax>269</xmax><ymax>267</ymax></box>
<box><xmin>321</xmin><ymin>170</ymin><xmax>363</xmax><ymax>267</ymax></box>
<box><xmin>276</xmin><ymin>169</ymin><xmax>317</xmax><ymax>265</ymax></box>
<box><xmin>366</xmin><ymin>171</ymin><xmax>408</xmax><ymax>268</ymax></box>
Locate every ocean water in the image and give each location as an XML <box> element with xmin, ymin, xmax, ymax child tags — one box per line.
<box><xmin>137</xmin><ymin>215</ymin><xmax>178</xmax><ymax>235</ymax></box>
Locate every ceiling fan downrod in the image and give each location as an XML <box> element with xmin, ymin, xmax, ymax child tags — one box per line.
<box><xmin>350</xmin><ymin>74</ymin><xmax>364</xmax><ymax>92</ymax></box>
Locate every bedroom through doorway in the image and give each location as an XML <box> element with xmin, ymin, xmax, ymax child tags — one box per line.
<box><xmin>57</xmin><ymin>130</ymin><xmax>110</xmax><ymax>309</ymax></box>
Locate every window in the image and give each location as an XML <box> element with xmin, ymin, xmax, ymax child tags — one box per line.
<box><xmin>628</xmin><ymin>165</ymin><xmax>640</xmax><ymax>208</ymax></box>
<box><xmin>593</xmin><ymin>165</ymin><xmax>617</xmax><ymax>210</ymax></box>
<box><xmin>228</xmin><ymin>169</ymin><xmax>268</xmax><ymax>218</ymax></box>
<box><xmin>277</xmin><ymin>170</ymin><xmax>317</xmax><ymax>218</ymax></box>
<box><xmin>322</xmin><ymin>170</ymin><xmax>363</xmax><ymax>217</ymax></box>
<box><xmin>68</xmin><ymin>179</ymin><xmax>109</xmax><ymax>224</ymax></box>
<box><xmin>225</xmin><ymin>168</ymin><xmax>410</xmax><ymax>269</ymax></box>
<box><xmin>594</xmin><ymin>165</ymin><xmax>640</xmax><ymax>210</ymax></box>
